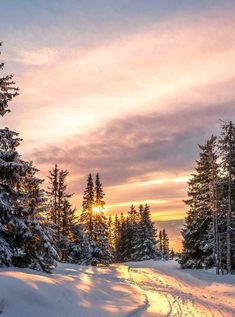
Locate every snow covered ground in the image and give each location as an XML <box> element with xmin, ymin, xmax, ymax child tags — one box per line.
<box><xmin>0</xmin><ymin>260</ymin><xmax>234</xmax><ymax>317</ymax></box>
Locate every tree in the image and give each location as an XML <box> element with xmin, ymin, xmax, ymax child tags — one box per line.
<box><xmin>159</xmin><ymin>230</ymin><xmax>163</xmax><ymax>253</ymax></box>
<box><xmin>80</xmin><ymin>174</ymin><xmax>94</xmax><ymax>238</ymax></box>
<box><xmin>133</xmin><ymin>204</ymin><xmax>161</xmax><ymax>261</ymax></box>
<box><xmin>0</xmin><ymin>42</ymin><xmax>19</xmax><ymax>116</ymax></box>
<box><xmin>162</xmin><ymin>229</ymin><xmax>170</xmax><ymax>259</ymax></box>
<box><xmin>218</xmin><ymin>121</ymin><xmax>235</xmax><ymax>273</ymax></box>
<box><xmin>58</xmin><ymin>199</ymin><xmax>77</xmax><ymax>262</ymax></box>
<box><xmin>95</xmin><ymin>173</ymin><xmax>105</xmax><ymax>209</ymax></box>
<box><xmin>79</xmin><ymin>173</ymin><xmax>112</xmax><ymax>265</ymax></box>
<box><xmin>180</xmin><ymin>136</ymin><xmax>219</xmax><ymax>269</ymax></box>
<box><xmin>170</xmin><ymin>248</ymin><xmax>175</xmax><ymax>259</ymax></box>
<box><xmin>47</xmin><ymin>165</ymin><xmax>72</xmax><ymax>237</ymax></box>
<box><xmin>0</xmin><ymin>44</ymin><xmax>56</xmax><ymax>272</ymax></box>
<box><xmin>92</xmin><ymin>174</ymin><xmax>112</xmax><ymax>264</ymax></box>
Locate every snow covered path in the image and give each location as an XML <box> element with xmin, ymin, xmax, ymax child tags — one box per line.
<box><xmin>0</xmin><ymin>260</ymin><xmax>234</xmax><ymax>317</ymax></box>
<box><xmin>125</xmin><ymin>260</ymin><xmax>235</xmax><ymax>317</ymax></box>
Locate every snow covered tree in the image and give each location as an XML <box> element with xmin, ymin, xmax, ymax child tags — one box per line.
<box><xmin>218</xmin><ymin>121</ymin><xmax>235</xmax><ymax>273</ymax></box>
<box><xmin>92</xmin><ymin>174</ymin><xmax>112</xmax><ymax>264</ymax></box>
<box><xmin>113</xmin><ymin>213</ymin><xmax>127</xmax><ymax>262</ymax></box>
<box><xmin>0</xmin><ymin>44</ymin><xmax>57</xmax><ymax>272</ymax></box>
<box><xmin>0</xmin><ymin>130</ymin><xmax>57</xmax><ymax>271</ymax></box>
<box><xmin>180</xmin><ymin>136</ymin><xmax>219</xmax><ymax>269</ymax></box>
<box><xmin>126</xmin><ymin>205</ymin><xmax>139</xmax><ymax>260</ymax></box>
<box><xmin>133</xmin><ymin>204</ymin><xmax>161</xmax><ymax>261</ymax></box>
<box><xmin>58</xmin><ymin>199</ymin><xmax>77</xmax><ymax>262</ymax></box>
<box><xmin>80</xmin><ymin>173</ymin><xmax>112</xmax><ymax>265</ymax></box>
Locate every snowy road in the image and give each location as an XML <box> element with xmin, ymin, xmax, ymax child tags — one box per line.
<box><xmin>125</xmin><ymin>261</ymin><xmax>235</xmax><ymax>317</ymax></box>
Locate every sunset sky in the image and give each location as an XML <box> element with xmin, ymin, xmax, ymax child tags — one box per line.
<box><xmin>1</xmin><ymin>1</ymin><xmax>235</xmax><ymax>245</ymax></box>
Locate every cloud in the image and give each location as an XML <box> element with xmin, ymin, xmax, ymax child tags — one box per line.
<box><xmin>6</xmin><ymin>48</ymin><xmax>58</xmax><ymax>66</ymax></box>
<box><xmin>2</xmin><ymin>7</ymin><xmax>235</xmax><ymax>219</ymax></box>
<box><xmin>4</xmin><ymin>8</ymin><xmax>235</xmax><ymax>148</ymax></box>
<box><xmin>30</xmin><ymin>100</ymin><xmax>235</xmax><ymax>218</ymax></box>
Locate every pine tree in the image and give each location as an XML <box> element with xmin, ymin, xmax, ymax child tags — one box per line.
<box><xmin>92</xmin><ymin>174</ymin><xmax>112</xmax><ymax>264</ymax></box>
<box><xmin>133</xmin><ymin>204</ymin><xmax>161</xmax><ymax>261</ymax></box>
<box><xmin>80</xmin><ymin>173</ymin><xmax>112</xmax><ymax>265</ymax></box>
<box><xmin>59</xmin><ymin>199</ymin><xmax>77</xmax><ymax>262</ymax></box>
<box><xmin>127</xmin><ymin>205</ymin><xmax>139</xmax><ymax>260</ymax></box>
<box><xmin>114</xmin><ymin>213</ymin><xmax>126</xmax><ymax>262</ymax></box>
<box><xmin>162</xmin><ymin>229</ymin><xmax>170</xmax><ymax>260</ymax></box>
<box><xmin>108</xmin><ymin>215</ymin><xmax>113</xmax><ymax>251</ymax></box>
<box><xmin>0</xmin><ymin>44</ymin><xmax>56</xmax><ymax>272</ymax></box>
<box><xmin>180</xmin><ymin>136</ymin><xmax>219</xmax><ymax>269</ymax></box>
<box><xmin>47</xmin><ymin>165</ymin><xmax>72</xmax><ymax>236</ymax></box>
<box><xmin>218</xmin><ymin>121</ymin><xmax>235</xmax><ymax>273</ymax></box>
<box><xmin>80</xmin><ymin>174</ymin><xmax>94</xmax><ymax>238</ymax></box>
<box><xmin>159</xmin><ymin>230</ymin><xmax>163</xmax><ymax>253</ymax></box>
<box><xmin>113</xmin><ymin>214</ymin><xmax>121</xmax><ymax>261</ymax></box>
<box><xmin>95</xmin><ymin>173</ymin><xmax>105</xmax><ymax>209</ymax></box>
<box><xmin>0</xmin><ymin>42</ymin><xmax>19</xmax><ymax>116</ymax></box>
<box><xmin>170</xmin><ymin>248</ymin><xmax>175</xmax><ymax>259</ymax></box>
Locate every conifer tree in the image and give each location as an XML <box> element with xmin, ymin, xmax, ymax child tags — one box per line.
<box><xmin>92</xmin><ymin>174</ymin><xmax>112</xmax><ymax>264</ymax></box>
<box><xmin>0</xmin><ymin>42</ymin><xmax>19</xmax><ymax>116</ymax></box>
<box><xmin>159</xmin><ymin>230</ymin><xmax>163</xmax><ymax>253</ymax></box>
<box><xmin>180</xmin><ymin>136</ymin><xmax>219</xmax><ymax>269</ymax></box>
<box><xmin>218</xmin><ymin>121</ymin><xmax>235</xmax><ymax>273</ymax></box>
<box><xmin>58</xmin><ymin>199</ymin><xmax>77</xmax><ymax>262</ymax></box>
<box><xmin>108</xmin><ymin>215</ymin><xmax>113</xmax><ymax>251</ymax></box>
<box><xmin>113</xmin><ymin>214</ymin><xmax>121</xmax><ymax>261</ymax></box>
<box><xmin>0</xmin><ymin>44</ymin><xmax>57</xmax><ymax>271</ymax></box>
<box><xmin>80</xmin><ymin>173</ymin><xmax>112</xmax><ymax>265</ymax></box>
<box><xmin>170</xmin><ymin>248</ymin><xmax>175</xmax><ymax>259</ymax></box>
<box><xmin>133</xmin><ymin>204</ymin><xmax>161</xmax><ymax>260</ymax></box>
<box><xmin>80</xmin><ymin>174</ymin><xmax>94</xmax><ymax>238</ymax></box>
<box><xmin>162</xmin><ymin>229</ymin><xmax>170</xmax><ymax>259</ymax></box>
<box><xmin>114</xmin><ymin>213</ymin><xmax>126</xmax><ymax>262</ymax></box>
<box><xmin>47</xmin><ymin>165</ymin><xmax>72</xmax><ymax>236</ymax></box>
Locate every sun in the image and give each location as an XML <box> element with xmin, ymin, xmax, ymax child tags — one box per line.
<box><xmin>92</xmin><ymin>206</ymin><xmax>102</xmax><ymax>213</ymax></box>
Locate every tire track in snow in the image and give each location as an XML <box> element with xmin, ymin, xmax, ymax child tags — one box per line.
<box><xmin>127</xmin><ymin>267</ymin><xmax>230</xmax><ymax>317</ymax></box>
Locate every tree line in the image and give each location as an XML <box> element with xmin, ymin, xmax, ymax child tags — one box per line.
<box><xmin>180</xmin><ymin>123</ymin><xmax>235</xmax><ymax>274</ymax></box>
<box><xmin>46</xmin><ymin>169</ymin><xmax>171</xmax><ymax>266</ymax></box>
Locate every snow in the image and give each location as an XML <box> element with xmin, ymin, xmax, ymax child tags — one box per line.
<box><xmin>0</xmin><ymin>263</ymin><xmax>144</xmax><ymax>317</ymax></box>
<box><xmin>0</xmin><ymin>260</ymin><xmax>234</xmax><ymax>317</ymax></box>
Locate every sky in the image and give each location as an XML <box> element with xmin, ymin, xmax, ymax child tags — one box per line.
<box><xmin>1</xmin><ymin>1</ymin><xmax>235</xmax><ymax>249</ymax></box>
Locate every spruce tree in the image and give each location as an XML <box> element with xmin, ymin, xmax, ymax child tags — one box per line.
<box><xmin>47</xmin><ymin>165</ymin><xmax>72</xmax><ymax>236</ymax></box>
<box><xmin>133</xmin><ymin>204</ymin><xmax>161</xmax><ymax>260</ymax></box>
<box><xmin>59</xmin><ymin>198</ymin><xmax>77</xmax><ymax>262</ymax></box>
<box><xmin>127</xmin><ymin>205</ymin><xmax>139</xmax><ymax>260</ymax></box>
<box><xmin>159</xmin><ymin>230</ymin><xmax>163</xmax><ymax>254</ymax></box>
<box><xmin>0</xmin><ymin>42</ymin><xmax>19</xmax><ymax>116</ymax></box>
<box><xmin>218</xmin><ymin>121</ymin><xmax>235</xmax><ymax>273</ymax></box>
<box><xmin>180</xmin><ymin>136</ymin><xmax>219</xmax><ymax>269</ymax></box>
<box><xmin>162</xmin><ymin>229</ymin><xmax>170</xmax><ymax>260</ymax></box>
<box><xmin>0</xmin><ymin>44</ymin><xmax>57</xmax><ymax>272</ymax></box>
<box><xmin>80</xmin><ymin>174</ymin><xmax>94</xmax><ymax>238</ymax></box>
<box><xmin>170</xmin><ymin>248</ymin><xmax>175</xmax><ymax>259</ymax></box>
<box><xmin>92</xmin><ymin>174</ymin><xmax>112</xmax><ymax>264</ymax></box>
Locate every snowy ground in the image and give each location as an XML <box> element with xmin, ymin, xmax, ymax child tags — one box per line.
<box><xmin>0</xmin><ymin>260</ymin><xmax>234</xmax><ymax>317</ymax></box>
